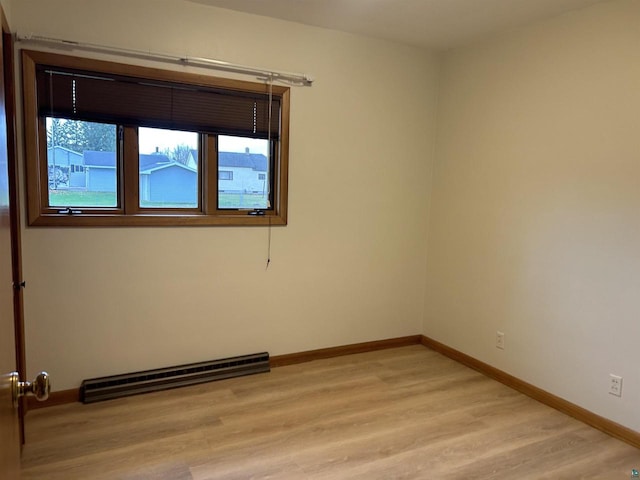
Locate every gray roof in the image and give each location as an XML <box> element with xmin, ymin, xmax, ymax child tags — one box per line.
<box><xmin>219</xmin><ymin>152</ymin><xmax>267</xmax><ymax>172</ymax></box>
<box><xmin>82</xmin><ymin>151</ymin><xmax>116</xmax><ymax>167</ymax></box>
<box><xmin>140</xmin><ymin>154</ymin><xmax>172</xmax><ymax>171</ymax></box>
<box><xmin>47</xmin><ymin>146</ymin><xmax>82</xmax><ymax>158</ymax></box>
<box><xmin>140</xmin><ymin>162</ymin><xmax>197</xmax><ymax>174</ymax></box>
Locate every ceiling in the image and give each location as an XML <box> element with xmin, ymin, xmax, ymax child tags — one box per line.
<box><xmin>188</xmin><ymin>0</ymin><xmax>607</xmax><ymax>50</ymax></box>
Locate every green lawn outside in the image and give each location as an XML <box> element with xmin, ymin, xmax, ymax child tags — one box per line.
<box><xmin>50</xmin><ymin>190</ymin><xmax>268</xmax><ymax>209</ymax></box>
<box><xmin>49</xmin><ymin>190</ymin><xmax>117</xmax><ymax>207</ymax></box>
<box><xmin>219</xmin><ymin>193</ymin><xmax>268</xmax><ymax>209</ymax></box>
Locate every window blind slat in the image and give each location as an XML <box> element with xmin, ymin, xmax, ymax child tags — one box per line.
<box><xmin>37</xmin><ymin>67</ymin><xmax>281</xmax><ymax>139</ymax></box>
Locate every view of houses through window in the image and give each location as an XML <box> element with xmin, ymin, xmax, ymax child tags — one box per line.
<box><xmin>138</xmin><ymin>127</ymin><xmax>199</xmax><ymax>209</ymax></box>
<box><xmin>47</xmin><ymin>118</ymin><xmax>271</xmax><ymax>210</ymax></box>
<box><xmin>218</xmin><ymin>135</ymin><xmax>270</xmax><ymax>210</ymax></box>
<box><xmin>47</xmin><ymin>118</ymin><xmax>118</xmax><ymax>207</ymax></box>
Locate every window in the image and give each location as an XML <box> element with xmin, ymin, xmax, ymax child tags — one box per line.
<box><xmin>47</xmin><ymin>119</ymin><xmax>118</xmax><ymax>208</ymax></box>
<box><xmin>138</xmin><ymin>127</ymin><xmax>199</xmax><ymax>209</ymax></box>
<box><xmin>22</xmin><ymin>50</ymin><xmax>290</xmax><ymax>226</ymax></box>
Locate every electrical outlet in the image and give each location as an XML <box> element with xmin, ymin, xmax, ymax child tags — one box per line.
<box><xmin>609</xmin><ymin>374</ymin><xmax>623</xmax><ymax>397</ymax></box>
<box><xmin>496</xmin><ymin>331</ymin><xmax>505</xmax><ymax>350</ymax></box>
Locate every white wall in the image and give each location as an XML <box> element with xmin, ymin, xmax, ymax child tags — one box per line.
<box><xmin>13</xmin><ymin>0</ymin><xmax>439</xmax><ymax>390</ymax></box>
<box><xmin>426</xmin><ymin>0</ymin><xmax>640</xmax><ymax>430</ymax></box>
<box><xmin>17</xmin><ymin>0</ymin><xmax>639</xmax><ymax>435</ymax></box>
<box><xmin>1</xmin><ymin>0</ymin><xmax>11</xmax><ymax>27</ymax></box>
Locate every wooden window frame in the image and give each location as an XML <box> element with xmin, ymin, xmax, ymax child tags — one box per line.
<box><xmin>22</xmin><ymin>50</ymin><xmax>290</xmax><ymax>227</ymax></box>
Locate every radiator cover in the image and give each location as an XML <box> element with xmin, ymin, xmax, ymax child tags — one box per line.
<box><xmin>80</xmin><ymin>352</ymin><xmax>270</xmax><ymax>403</ymax></box>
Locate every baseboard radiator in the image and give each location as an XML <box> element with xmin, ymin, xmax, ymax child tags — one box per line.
<box><xmin>80</xmin><ymin>352</ymin><xmax>270</xmax><ymax>403</ymax></box>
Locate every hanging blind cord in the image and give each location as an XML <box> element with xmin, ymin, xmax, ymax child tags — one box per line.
<box><xmin>266</xmin><ymin>216</ymin><xmax>272</xmax><ymax>270</ymax></box>
<box><xmin>266</xmin><ymin>76</ymin><xmax>273</xmax><ymax>270</ymax></box>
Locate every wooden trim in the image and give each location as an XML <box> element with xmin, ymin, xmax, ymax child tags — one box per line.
<box><xmin>277</xmin><ymin>89</ymin><xmax>290</xmax><ymax>224</ymax></box>
<box><xmin>21</xmin><ymin>50</ymin><xmax>42</xmax><ymax>225</ymax></box>
<box><xmin>29</xmin><ymin>336</ymin><xmax>423</xmax><ymax>409</ymax></box>
<box><xmin>205</xmin><ymin>135</ymin><xmax>216</xmax><ymax>212</ymax></box>
<box><xmin>270</xmin><ymin>335</ymin><xmax>422</xmax><ymax>368</ymax></box>
<box><xmin>26</xmin><ymin>388</ymin><xmax>80</xmax><ymax>411</ymax></box>
<box><xmin>420</xmin><ymin>335</ymin><xmax>640</xmax><ymax>450</ymax></box>
<box><xmin>4</xmin><ymin>27</ymin><xmax>26</xmax><ymax>444</ymax></box>
<box><xmin>2</xmin><ymin>9</ymin><xmax>29</xmax><ymax>447</ymax></box>
<box><xmin>29</xmin><ymin>212</ymin><xmax>288</xmax><ymax>227</ymax></box>
<box><xmin>22</xmin><ymin>334</ymin><xmax>640</xmax><ymax>453</ymax></box>
<box><xmin>21</xmin><ymin>49</ymin><xmax>290</xmax><ymax>227</ymax></box>
<box><xmin>36</xmin><ymin>117</ymin><xmax>50</xmax><ymax>210</ymax></box>
<box><xmin>27</xmin><ymin>333</ymin><xmax>640</xmax><ymax>456</ymax></box>
<box><xmin>122</xmin><ymin>126</ymin><xmax>138</xmax><ymax>214</ymax></box>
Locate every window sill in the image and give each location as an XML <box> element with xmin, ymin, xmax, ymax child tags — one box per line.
<box><xmin>28</xmin><ymin>212</ymin><xmax>287</xmax><ymax>227</ymax></box>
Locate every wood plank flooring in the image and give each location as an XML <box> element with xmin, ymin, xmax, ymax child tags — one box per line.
<box><xmin>20</xmin><ymin>345</ymin><xmax>640</xmax><ymax>479</ymax></box>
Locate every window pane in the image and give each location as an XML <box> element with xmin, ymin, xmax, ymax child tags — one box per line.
<box><xmin>218</xmin><ymin>136</ymin><xmax>270</xmax><ymax>209</ymax></box>
<box><xmin>138</xmin><ymin>127</ymin><xmax>199</xmax><ymax>208</ymax></box>
<box><xmin>47</xmin><ymin>118</ymin><xmax>118</xmax><ymax>207</ymax></box>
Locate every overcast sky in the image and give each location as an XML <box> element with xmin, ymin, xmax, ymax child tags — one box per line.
<box><xmin>138</xmin><ymin>127</ymin><xmax>269</xmax><ymax>156</ymax></box>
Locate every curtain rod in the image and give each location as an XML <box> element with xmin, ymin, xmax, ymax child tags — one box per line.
<box><xmin>16</xmin><ymin>33</ymin><xmax>314</xmax><ymax>87</ymax></box>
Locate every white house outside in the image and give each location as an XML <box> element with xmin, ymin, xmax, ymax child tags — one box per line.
<box><xmin>48</xmin><ymin>146</ymin><xmax>269</xmax><ymax>198</ymax></box>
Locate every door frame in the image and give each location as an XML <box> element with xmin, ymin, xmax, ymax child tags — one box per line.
<box><xmin>2</xmin><ymin>10</ymin><xmax>27</xmax><ymax>443</ymax></box>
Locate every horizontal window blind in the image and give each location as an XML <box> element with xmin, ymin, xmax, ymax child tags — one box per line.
<box><xmin>36</xmin><ymin>66</ymin><xmax>281</xmax><ymax>139</ymax></box>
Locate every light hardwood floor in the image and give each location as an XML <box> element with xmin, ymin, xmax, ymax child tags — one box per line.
<box><xmin>20</xmin><ymin>345</ymin><xmax>640</xmax><ymax>479</ymax></box>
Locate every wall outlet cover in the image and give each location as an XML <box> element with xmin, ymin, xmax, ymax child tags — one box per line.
<box><xmin>609</xmin><ymin>374</ymin><xmax>622</xmax><ymax>397</ymax></box>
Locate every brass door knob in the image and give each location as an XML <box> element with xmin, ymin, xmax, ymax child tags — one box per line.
<box><xmin>10</xmin><ymin>371</ymin><xmax>50</xmax><ymax>408</ymax></box>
